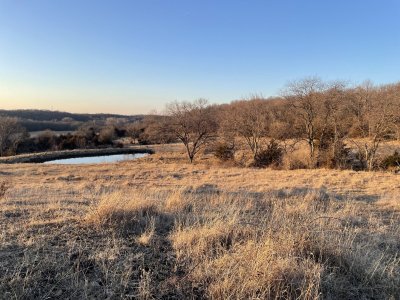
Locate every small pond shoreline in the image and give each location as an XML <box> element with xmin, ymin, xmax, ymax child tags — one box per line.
<box><xmin>0</xmin><ymin>147</ymin><xmax>154</xmax><ymax>164</ymax></box>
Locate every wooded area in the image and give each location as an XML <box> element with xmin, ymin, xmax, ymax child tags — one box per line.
<box><xmin>1</xmin><ymin>78</ymin><xmax>399</xmax><ymax>171</ymax></box>
<box><xmin>162</xmin><ymin>78</ymin><xmax>400</xmax><ymax>170</ymax></box>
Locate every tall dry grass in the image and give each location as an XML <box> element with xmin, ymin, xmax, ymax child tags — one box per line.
<box><xmin>2</xmin><ymin>145</ymin><xmax>400</xmax><ymax>299</ymax></box>
<box><xmin>1</xmin><ymin>154</ymin><xmax>399</xmax><ymax>299</ymax></box>
<box><xmin>79</xmin><ymin>188</ymin><xmax>399</xmax><ymax>299</ymax></box>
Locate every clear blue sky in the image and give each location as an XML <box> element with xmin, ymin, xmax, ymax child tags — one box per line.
<box><xmin>1</xmin><ymin>0</ymin><xmax>399</xmax><ymax>114</ymax></box>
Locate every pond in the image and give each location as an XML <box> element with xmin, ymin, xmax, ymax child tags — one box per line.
<box><xmin>43</xmin><ymin>153</ymin><xmax>149</xmax><ymax>164</ymax></box>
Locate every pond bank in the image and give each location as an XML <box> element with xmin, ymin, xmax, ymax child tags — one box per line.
<box><xmin>0</xmin><ymin>147</ymin><xmax>154</xmax><ymax>164</ymax></box>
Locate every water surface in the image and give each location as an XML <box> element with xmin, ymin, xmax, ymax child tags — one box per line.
<box><xmin>44</xmin><ymin>153</ymin><xmax>148</xmax><ymax>164</ymax></box>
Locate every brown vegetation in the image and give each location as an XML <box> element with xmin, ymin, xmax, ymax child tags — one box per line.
<box><xmin>0</xmin><ymin>117</ymin><xmax>27</xmax><ymax>156</ymax></box>
<box><xmin>1</xmin><ymin>78</ymin><xmax>400</xmax><ymax>298</ymax></box>
<box><xmin>2</xmin><ymin>78</ymin><xmax>400</xmax><ymax>173</ymax></box>
<box><xmin>0</xmin><ymin>151</ymin><xmax>399</xmax><ymax>299</ymax></box>
<box><xmin>166</xmin><ymin>99</ymin><xmax>218</xmax><ymax>163</ymax></box>
<box><xmin>161</xmin><ymin>78</ymin><xmax>400</xmax><ymax>171</ymax></box>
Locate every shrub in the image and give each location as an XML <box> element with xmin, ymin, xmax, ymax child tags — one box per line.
<box><xmin>253</xmin><ymin>139</ymin><xmax>283</xmax><ymax>168</ymax></box>
<box><xmin>317</xmin><ymin>141</ymin><xmax>352</xmax><ymax>169</ymax></box>
<box><xmin>331</xmin><ymin>141</ymin><xmax>352</xmax><ymax>169</ymax></box>
<box><xmin>114</xmin><ymin>142</ymin><xmax>124</xmax><ymax>148</ymax></box>
<box><xmin>213</xmin><ymin>142</ymin><xmax>235</xmax><ymax>162</ymax></box>
<box><xmin>283</xmin><ymin>157</ymin><xmax>309</xmax><ymax>170</ymax></box>
<box><xmin>98</xmin><ymin>127</ymin><xmax>115</xmax><ymax>144</ymax></box>
<box><xmin>381</xmin><ymin>151</ymin><xmax>400</xmax><ymax>171</ymax></box>
<box><xmin>57</xmin><ymin>134</ymin><xmax>79</xmax><ymax>150</ymax></box>
<box><xmin>35</xmin><ymin>130</ymin><xmax>57</xmax><ymax>150</ymax></box>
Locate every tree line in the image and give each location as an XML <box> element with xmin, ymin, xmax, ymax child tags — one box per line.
<box><xmin>162</xmin><ymin>78</ymin><xmax>400</xmax><ymax>170</ymax></box>
<box><xmin>0</xmin><ymin>109</ymin><xmax>143</xmax><ymax>132</ymax></box>
<box><xmin>1</xmin><ymin>77</ymin><xmax>399</xmax><ymax>171</ymax></box>
<box><xmin>0</xmin><ymin>109</ymin><xmax>142</xmax><ymax>123</ymax></box>
<box><xmin>0</xmin><ymin>119</ymin><xmax>130</xmax><ymax>156</ymax></box>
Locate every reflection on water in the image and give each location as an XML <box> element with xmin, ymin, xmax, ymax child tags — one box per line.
<box><xmin>43</xmin><ymin>153</ymin><xmax>149</xmax><ymax>164</ymax></box>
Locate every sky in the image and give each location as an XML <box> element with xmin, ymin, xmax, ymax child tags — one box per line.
<box><xmin>0</xmin><ymin>0</ymin><xmax>399</xmax><ymax>114</ymax></box>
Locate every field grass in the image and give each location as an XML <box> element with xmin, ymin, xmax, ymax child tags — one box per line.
<box><xmin>0</xmin><ymin>149</ymin><xmax>399</xmax><ymax>299</ymax></box>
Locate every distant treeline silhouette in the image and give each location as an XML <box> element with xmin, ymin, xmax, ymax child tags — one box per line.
<box><xmin>0</xmin><ymin>109</ymin><xmax>142</xmax><ymax>122</ymax></box>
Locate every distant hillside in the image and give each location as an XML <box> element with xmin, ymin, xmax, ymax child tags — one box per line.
<box><xmin>0</xmin><ymin>109</ymin><xmax>144</xmax><ymax>131</ymax></box>
<box><xmin>0</xmin><ymin>109</ymin><xmax>143</xmax><ymax>122</ymax></box>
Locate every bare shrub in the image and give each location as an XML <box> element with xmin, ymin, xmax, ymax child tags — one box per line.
<box><xmin>213</xmin><ymin>142</ymin><xmax>235</xmax><ymax>162</ymax></box>
<box><xmin>36</xmin><ymin>130</ymin><xmax>57</xmax><ymax>151</ymax></box>
<box><xmin>284</xmin><ymin>157</ymin><xmax>309</xmax><ymax>170</ymax></box>
<box><xmin>98</xmin><ymin>127</ymin><xmax>115</xmax><ymax>144</ymax></box>
<box><xmin>317</xmin><ymin>140</ymin><xmax>352</xmax><ymax>169</ymax></box>
<box><xmin>380</xmin><ymin>151</ymin><xmax>400</xmax><ymax>172</ymax></box>
<box><xmin>0</xmin><ymin>116</ymin><xmax>26</xmax><ymax>156</ymax></box>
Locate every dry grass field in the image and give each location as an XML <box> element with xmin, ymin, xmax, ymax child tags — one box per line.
<box><xmin>0</xmin><ymin>148</ymin><xmax>399</xmax><ymax>299</ymax></box>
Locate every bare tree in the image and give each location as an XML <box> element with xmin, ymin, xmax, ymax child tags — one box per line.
<box><xmin>138</xmin><ymin>115</ymin><xmax>175</xmax><ymax>145</ymax></box>
<box><xmin>221</xmin><ymin>96</ymin><xmax>270</xmax><ymax>158</ymax></box>
<box><xmin>315</xmin><ymin>81</ymin><xmax>353</xmax><ymax>167</ymax></box>
<box><xmin>165</xmin><ymin>99</ymin><xmax>218</xmax><ymax>163</ymax></box>
<box><xmin>348</xmin><ymin>80</ymin><xmax>375</xmax><ymax>138</ymax></box>
<box><xmin>0</xmin><ymin>117</ymin><xmax>26</xmax><ymax>156</ymax></box>
<box><xmin>389</xmin><ymin>83</ymin><xmax>400</xmax><ymax>141</ymax></box>
<box><xmin>349</xmin><ymin>82</ymin><xmax>398</xmax><ymax>170</ymax></box>
<box><xmin>283</xmin><ymin>77</ymin><xmax>327</xmax><ymax>164</ymax></box>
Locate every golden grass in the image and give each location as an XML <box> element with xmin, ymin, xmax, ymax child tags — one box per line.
<box><xmin>166</xmin><ymin>190</ymin><xmax>400</xmax><ymax>299</ymax></box>
<box><xmin>0</xmin><ymin>150</ymin><xmax>399</xmax><ymax>299</ymax></box>
<box><xmin>85</xmin><ymin>191</ymin><xmax>159</xmax><ymax>232</ymax></box>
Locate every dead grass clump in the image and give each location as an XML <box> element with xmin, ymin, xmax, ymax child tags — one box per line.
<box><xmin>85</xmin><ymin>191</ymin><xmax>159</xmax><ymax>234</ymax></box>
<box><xmin>0</xmin><ymin>181</ymin><xmax>8</xmax><ymax>199</ymax></box>
<box><xmin>197</xmin><ymin>240</ymin><xmax>322</xmax><ymax>299</ymax></box>
<box><xmin>165</xmin><ymin>189</ymin><xmax>194</xmax><ymax>213</ymax></box>
<box><xmin>136</xmin><ymin>217</ymin><xmax>156</xmax><ymax>246</ymax></box>
<box><xmin>171</xmin><ymin>220</ymin><xmax>254</xmax><ymax>262</ymax></box>
<box><xmin>376</xmin><ymin>194</ymin><xmax>400</xmax><ymax>211</ymax></box>
<box><xmin>286</xmin><ymin>189</ymin><xmax>332</xmax><ymax>215</ymax></box>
